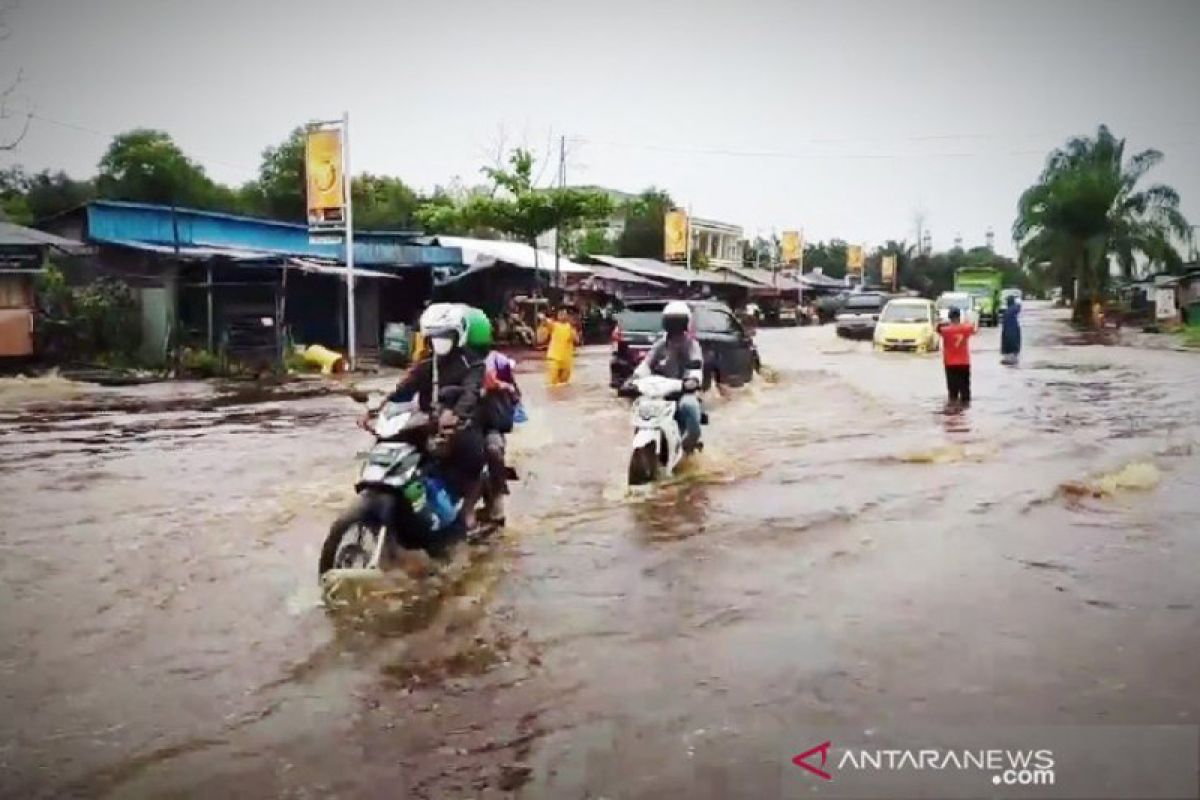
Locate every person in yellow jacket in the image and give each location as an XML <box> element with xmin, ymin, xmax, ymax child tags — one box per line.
<box><xmin>542</xmin><ymin>308</ymin><xmax>581</xmax><ymax>386</ymax></box>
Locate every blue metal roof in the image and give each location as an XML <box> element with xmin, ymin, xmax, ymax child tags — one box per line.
<box><xmin>84</xmin><ymin>200</ymin><xmax>461</xmax><ymax>268</ymax></box>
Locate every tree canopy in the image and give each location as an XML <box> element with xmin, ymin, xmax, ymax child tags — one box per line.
<box><xmin>416</xmin><ymin>147</ymin><xmax>614</xmax><ymax>268</ymax></box>
<box><xmin>1013</xmin><ymin>124</ymin><xmax>1191</xmax><ymax>324</ymax></box>
<box><xmin>616</xmin><ymin>188</ymin><xmax>673</xmax><ymax>258</ymax></box>
<box><xmin>96</xmin><ymin>129</ymin><xmax>222</xmax><ymax>208</ymax></box>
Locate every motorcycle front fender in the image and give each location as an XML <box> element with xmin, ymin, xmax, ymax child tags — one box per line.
<box><xmin>631</xmin><ymin>426</ymin><xmax>660</xmax><ymax>453</ymax></box>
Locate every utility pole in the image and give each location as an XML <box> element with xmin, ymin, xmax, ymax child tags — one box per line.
<box><xmin>554</xmin><ymin>134</ymin><xmax>565</xmax><ymax>290</ymax></box>
<box><xmin>342</xmin><ymin>111</ymin><xmax>356</xmax><ymax>370</ymax></box>
<box><xmin>685</xmin><ymin>204</ymin><xmax>693</xmax><ymax>288</ymax></box>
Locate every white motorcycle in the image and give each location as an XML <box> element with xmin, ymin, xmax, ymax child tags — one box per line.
<box><xmin>622</xmin><ymin>375</ymin><xmax>697</xmax><ymax>485</ymax></box>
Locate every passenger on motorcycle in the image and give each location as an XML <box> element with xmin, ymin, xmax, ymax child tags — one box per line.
<box><xmin>385</xmin><ymin>303</ymin><xmax>488</xmax><ymax>529</ymax></box>
<box><xmin>464</xmin><ymin>307</ymin><xmax>520</xmax><ymax>526</ymax></box>
<box><xmin>627</xmin><ymin>300</ymin><xmax>704</xmax><ymax>453</ymax></box>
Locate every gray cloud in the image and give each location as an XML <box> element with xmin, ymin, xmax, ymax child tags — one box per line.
<box><xmin>2</xmin><ymin>0</ymin><xmax>1198</xmax><ymax>255</ymax></box>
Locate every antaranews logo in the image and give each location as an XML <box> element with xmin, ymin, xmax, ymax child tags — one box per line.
<box><xmin>792</xmin><ymin>741</ymin><xmax>1055</xmax><ymax>788</ymax></box>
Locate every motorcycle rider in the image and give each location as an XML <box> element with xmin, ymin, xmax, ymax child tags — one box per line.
<box><xmin>464</xmin><ymin>307</ymin><xmax>520</xmax><ymax>526</ymax></box>
<box><xmin>625</xmin><ymin>300</ymin><xmax>705</xmax><ymax>453</ymax></box>
<box><xmin>385</xmin><ymin>303</ymin><xmax>488</xmax><ymax>530</ymax></box>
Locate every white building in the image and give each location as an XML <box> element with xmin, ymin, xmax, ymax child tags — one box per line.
<box><xmin>687</xmin><ymin>216</ymin><xmax>744</xmax><ymax>271</ymax></box>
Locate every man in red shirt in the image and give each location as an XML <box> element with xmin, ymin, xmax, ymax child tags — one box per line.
<box><xmin>937</xmin><ymin>307</ymin><xmax>975</xmax><ymax>404</ymax></box>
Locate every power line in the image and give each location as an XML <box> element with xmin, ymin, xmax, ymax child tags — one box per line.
<box><xmin>572</xmin><ymin>132</ymin><xmax>1200</xmax><ymax>162</ymax></box>
<box><xmin>25</xmin><ymin>112</ymin><xmax>261</xmax><ymax>177</ymax></box>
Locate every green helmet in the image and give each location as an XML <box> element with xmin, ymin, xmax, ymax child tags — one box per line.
<box><xmin>464</xmin><ymin>306</ymin><xmax>493</xmax><ymax>349</ymax></box>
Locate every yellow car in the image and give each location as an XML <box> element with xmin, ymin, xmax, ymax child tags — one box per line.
<box><xmin>873</xmin><ymin>298</ymin><xmax>940</xmax><ymax>353</ymax></box>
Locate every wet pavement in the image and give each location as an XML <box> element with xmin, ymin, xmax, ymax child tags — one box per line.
<box><xmin>2</xmin><ymin>303</ymin><xmax>1199</xmax><ymax>798</ymax></box>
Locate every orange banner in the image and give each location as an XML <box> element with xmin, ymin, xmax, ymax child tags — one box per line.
<box><xmin>305</xmin><ymin>128</ymin><xmax>345</xmax><ymax>228</ymax></box>
<box><xmin>882</xmin><ymin>254</ymin><xmax>896</xmax><ymax>283</ymax></box>
<box><xmin>847</xmin><ymin>244</ymin><xmax>864</xmax><ymax>273</ymax></box>
<box><xmin>664</xmin><ymin>209</ymin><xmax>688</xmax><ymax>262</ymax></box>
<box><xmin>781</xmin><ymin>230</ymin><xmax>802</xmax><ymax>266</ymax></box>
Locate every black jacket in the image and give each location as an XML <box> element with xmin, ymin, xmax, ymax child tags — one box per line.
<box><xmin>388</xmin><ymin>350</ymin><xmax>484</xmax><ymax>429</ymax></box>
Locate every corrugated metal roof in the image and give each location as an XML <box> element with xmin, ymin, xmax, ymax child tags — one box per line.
<box><xmin>93</xmin><ymin>240</ymin><xmax>404</xmax><ymax>280</ymax></box>
<box><xmin>589</xmin><ymin>255</ymin><xmax>757</xmax><ymax>287</ymax></box>
<box><xmin>714</xmin><ymin>265</ymin><xmax>804</xmax><ymax>291</ymax></box>
<box><xmin>95</xmin><ymin>239</ymin><xmax>281</xmax><ymax>262</ymax></box>
<box><xmin>581</xmin><ymin>263</ymin><xmax>666</xmax><ymax>287</ymax></box>
<box><xmin>0</xmin><ymin>221</ymin><xmax>88</xmax><ymax>252</ymax></box>
<box><xmin>433</xmin><ymin>236</ymin><xmax>591</xmax><ymax>275</ymax></box>
<box><xmin>83</xmin><ymin>201</ymin><xmax>460</xmax><ymax>267</ymax></box>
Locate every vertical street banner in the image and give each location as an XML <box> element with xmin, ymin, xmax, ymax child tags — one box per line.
<box><xmin>781</xmin><ymin>230</ymin><xmax>802</xmax><ymax>267</ymax></box>
<box><xmin>882</xmin><ymin>254</ymin><xmax>897</xmax><ymax>285</ymax></box>
<box><xmin>847</xmin><ymin>244</ymin><xmax>864</xmax><ymax>274</ymax></box>
<box><xmin>305</xmin><ymin>128</ymin><xmax>346</xmax><ymax>230</ymax></box>
<box><xmin>664</xmin><ymin>209</ymin><xmax>689</xmax><ymax>262</ymax></box>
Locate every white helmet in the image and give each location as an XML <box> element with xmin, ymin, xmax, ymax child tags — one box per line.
<box><xmin>419</xmin><ymin>303</ymin><xmax>469</xmax><ymax>355</ymax></box>
<box><xmin>662</xmin><ymin>300</ymin><xmax>692</xmax><ymax>336</ymax></box>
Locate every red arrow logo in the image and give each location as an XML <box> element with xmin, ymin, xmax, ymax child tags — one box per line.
<box><xmin>792</xmin><ymin>740</ymin><xmax>833</xmax><ymax>781</ymax></box>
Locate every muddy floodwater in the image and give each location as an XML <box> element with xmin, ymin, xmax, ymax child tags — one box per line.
<box><xmin>2</xmin><ymin>303</ymin><xmax>1199</xmax><ymax>798</ymax></box>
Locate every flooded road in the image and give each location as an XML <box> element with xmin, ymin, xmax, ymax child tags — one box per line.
<box><xmin>2</xmin><ymin>303</ymin><xmax>1199</xmax><ymax>798</ymax></box>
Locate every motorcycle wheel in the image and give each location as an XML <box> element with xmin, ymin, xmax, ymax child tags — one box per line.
<box><xmin>320</xmin><ymin>496</ymin><xmax>386</xmax><ymax>577</ymax></box>
<box><xmin>628</xmin><ymin>442</ymin><xmax>659</xmax><ymax>485</ymax></box>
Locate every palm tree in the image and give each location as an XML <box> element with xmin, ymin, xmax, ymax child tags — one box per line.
<box><xmin>1013</xmin><ymin>125</ymin><xmax>1191</xmax><ymax>326</ymax></box>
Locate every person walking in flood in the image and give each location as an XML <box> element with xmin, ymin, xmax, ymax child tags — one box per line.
<box><xmin>937</xmin><ymin>307</ymin><xmax>975</xmax><ymax>405</ymax></box>
<box><xmin>542</xmin><ymin>308</ymin><xmax>580</xmax><ymax>387</ymax></box>
<box><xmin>1000</xmin><ymin>294</ymin><xmax>1022</xmax><ymax>365</ymax></box>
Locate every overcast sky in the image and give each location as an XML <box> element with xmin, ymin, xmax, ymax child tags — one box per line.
<box><xmin>2</xmin><ymin>0</ymin><xmax>1198</xmax><ymax>255</ymax></box>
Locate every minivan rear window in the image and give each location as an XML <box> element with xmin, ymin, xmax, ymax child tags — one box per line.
<box><xmin>617</xmin><ymin>304</ymin><xmax>737</xmax><ymax>334</ymax></box>
<box><xmin>844</xmin><ymin>295</ymin><xmax>884</xmax><ymax>310</ymax></box>
<box><xmin>694</xmin><ymin>308</ymin><xmax>736</xmax><ymax>333</ymax></box>
<box><xmin>615</xmin><ymin>310</ymin><xmax>663</xmax><ymax>332</ymax></box>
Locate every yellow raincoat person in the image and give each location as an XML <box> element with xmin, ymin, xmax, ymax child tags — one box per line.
<box><xmin>541</xmin><ymin>309</ymin><xmax>580</xmax><ymax>386</ymax></box>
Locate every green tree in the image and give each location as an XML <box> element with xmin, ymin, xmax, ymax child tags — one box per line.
<box><xmin>616</xmin><ymin>188</ymin><xmax>674</xmax><ymax>258</ymax></box>
<box><xmin>0</xmin><ymin>165</ymin><xmax>32</xmax><ymax>223</ymax></box>
<box><xmin>742</xmin><ymin>236</ymin><xmax>773</xmax><ymax>270</ymax></box>
<box><xmin>249</xmin><ymin>126</ymin><xmax>306</xmax><ymax>221</ymax></box>
<box><xmin>803</xmin><ymin>239</ymin><xmax>848</xmax><ymax>278</ymax></box>
<box><xmin>246</xmin><ymin>128</ymin><xmax>424</xmax><ymax>228</ymax></box>
<box><xmin>96</xmin><ymin>129</ymin><xmax>219</xmax><ymax>207</ymax></box>
<box><xmin>352</xmin><ymin>173</ymin><xmax>420</xmax><ymax>230</ymax></box>
<box><xmin>24</xmin><ymin>170</ymin><xmax>95</xmax><ymax>220</ymax></box>
<box><xmin>417</xmin><ymin>148</ymin><xmax>613</xmax><ymax>282</ymax></box>
<box><xmin>873</xmin><ymin>239</ymin><xmax>915</xmax><ymax>287</ymax></box>
<box><xmin>574</xmin><ymin>227</ymin><xmax>616</xmax><ymax>257</ymax></box>
<box><xmin>1013</xmin><ymin>124</ymin><xmax>1192</xmax><ymax>325</ymax></box>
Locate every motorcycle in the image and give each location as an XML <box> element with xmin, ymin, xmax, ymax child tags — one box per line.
<box><xmin>621</xmin><ymin>374</ymin><xmax>699</xmax><ymax>485</ymax></box>
<box><xmin>319</xmin><ymin>394</ymin><xmax>478</xmax><ymax>578</ymax></box>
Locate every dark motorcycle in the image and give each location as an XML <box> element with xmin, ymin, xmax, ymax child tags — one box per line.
<box><xmin>319</xmin><ymin>395</ymin><xmax>474</xmax><ymax>577</ymax></box>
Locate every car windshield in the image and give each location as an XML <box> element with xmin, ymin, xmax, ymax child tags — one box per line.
<box><xmin>937</xmin><ymin>295</ymin><xmax>971</xmax><ymax>310</ymax></box>
<box><xmin>881</xmin><ymin>304</ymin><xmax>930</xmax><ymax>323</ymax></box>
<box><xmin>844</xmin><ymin>295</ymin><xmax>883</xmax><ymax>311</ymax></box>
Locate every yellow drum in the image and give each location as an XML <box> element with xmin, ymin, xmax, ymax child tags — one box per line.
<box><xmin>303</xmin><ymin>344</ymin><xmax>346</xmax><ymax>374</ymax></box>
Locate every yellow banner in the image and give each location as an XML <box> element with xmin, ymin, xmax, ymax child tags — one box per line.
<box><xmin>305</xmin><ymin>128</ymin><xmax>345</xmax><ymax>228</ymax></box>
<box><xmin>847</xmin><ymin>244</ymin><xmax>864</xmax><ymax>273</ymax></box>
<box><xmin>781</xmin><ymin>230</ymin><xmax>802</xmax><ymax>266</ymax></box>
<box><xmin>664</xmin><ymin>209</ymin><xmax>688</xmax><ymax>262</ymax></box>
<box><xmin>882</xmin><ymin>254</ymin><xmax>896</xmax><ymax>282</ymax></box>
